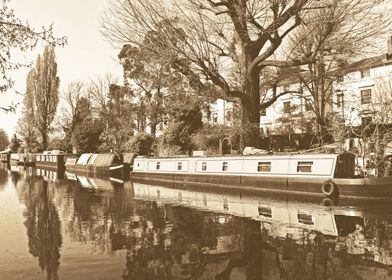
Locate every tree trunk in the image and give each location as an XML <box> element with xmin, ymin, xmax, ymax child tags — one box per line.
<box><xmin>240</xmin><ymin>69</ymin><xmax>260</xmax><ymax>150</ymax></box>
<box><xmin>41</xmin><ymin>130</ymin><xmax>48</xmax><ymax>151</ymax></box>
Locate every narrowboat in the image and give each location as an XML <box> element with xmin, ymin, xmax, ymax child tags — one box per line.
<box><xmin>131</xmin><ymin>152</ymin><xmax>392</xmax><ymax>199</ymax></box>
<box><xmin>19</xmin><ymin>153</ymin><xmax>36</xmax><ymax>167</ymax></box>
<box><xmin>0</xmin><ymin>150</ymin><xmax>10</xmax><ymax>164</ymax></box>
<box><xmin>35</xmin><ymin>151</ymin><xmax>69</xmax><ymax>172</ymax></box>
<box><xmin>10</xmin><ymin>153</ymin><xmax>21</xmax><ymax>165</ymax></box>
<box><xmin>65</xmin><ymin>153</ymin><xmax>124</xmax><ymax>178</ymax></box>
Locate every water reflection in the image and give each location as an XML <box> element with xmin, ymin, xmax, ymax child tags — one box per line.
<box><xmin>17</xmin><ymin>174</ymin><xmax>62</xmax><ymax>280</ymax></box>
<box><xmin>0</xmin><ymin>167</ymin><xmax>8</xmax><ymax>190</ymax></box>
<box><xmin>2</xmin><ymin>166</ymin><xmax>392</xmax><ymax>279</ymax></box>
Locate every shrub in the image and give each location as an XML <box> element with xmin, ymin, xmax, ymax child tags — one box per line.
<box><xmin>124</xmin><ymin>133</ymin><xmax>155</xmax><ymax>156</ymax></box>
<box><xmin>191</xmin><ymin>125</ymin><xmax>240</xmax><ymax>154</ymax></box>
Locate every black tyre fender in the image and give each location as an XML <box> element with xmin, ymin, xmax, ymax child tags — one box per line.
<box><xmin>321</xmin><ymin>180</ymin><xmax>338</xmax><ymax>197</ymax></box>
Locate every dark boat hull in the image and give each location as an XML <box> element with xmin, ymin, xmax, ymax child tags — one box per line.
<box><xmin>66</xmin><ymin>164</ymin><xmax>124</xmax><ymax>178</ymax></box>
<box><xmin>130</xmin><ymin>172</ymin><xmax>392</xmax><ymax>200</ymax></box>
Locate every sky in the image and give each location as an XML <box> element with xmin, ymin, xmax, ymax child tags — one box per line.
<box><xmin>0</xmin><ymin>0</ymin><xmax>122</xmax><ymax>138</ymax></box>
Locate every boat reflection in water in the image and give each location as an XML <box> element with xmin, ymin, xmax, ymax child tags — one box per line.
<box><xmin>132</xmin><ymin>182</ymin><xmax>392</xmax><ymax>277</ymax></box>
<box><xmin>3</xmin><ymin>164</ymin><xmax>392</xmax><ymax>279</ymax></box>
<box><xmin>65</xmin><ymin>171</ymin><xmax>125</xmax><ymax>192</ymax></box>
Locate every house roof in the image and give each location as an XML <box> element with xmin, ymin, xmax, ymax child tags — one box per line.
<box><xmin>344</xmin><ymin>54</ymin><xmax>392</xmax><ymax>73</ymax></box>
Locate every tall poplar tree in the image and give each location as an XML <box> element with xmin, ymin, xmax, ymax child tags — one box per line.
<box><xmin>28</xmin><ymin>45</ymin><xmax>60</xmax><ymax>150</ymax></box>
<box><xmin>16</xmin><ymin>71</ymin><xmax>39</xmax><ymax>150</ymax></box>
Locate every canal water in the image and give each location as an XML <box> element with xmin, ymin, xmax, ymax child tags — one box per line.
<box><xmin>1</xmin><ymin>165</ymin><xmax>392</xmax><ymax>279</ymax></box>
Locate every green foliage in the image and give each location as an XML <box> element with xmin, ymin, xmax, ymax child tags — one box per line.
<box><xmin>69</xmin><ymin>97</ymin><xmax>103</xmax><ymax>153</ymax></box>
<box><xmin>119</xmin><ymin>42</ymin><xmax>178</xmax><ymax>136</ymax></box>
<box><xmin>98</xmin><ymin>84</ymin><xmax>134</xmax><ymax>153</ymax></box>
<box><xmin>191</xmin><ymin>124</ymin><xmax>240</xmax><ymax>154</ymax></box>
<box><xmin>124</xmin><ymin>133</ymin><xmax>155</xmax><ymax>156</ymax></box>
<box><xmin>9</xmin><ymin>134</ymin><xmax>21</xmax><ymax>152</ymax></box>
<box><xmin>72</xmin><ymin>117</ymin><xmax>103</xmax><ymax>153</ymax></box>
<box><xmin>0</xmin><ymin>128</ymin><xmax>9</xmax><ymax>150</ymax></box>
<box><xmin>162</xmin><ymin>98</ymin><xmax>203</xmax><ymax>154</ymax></box>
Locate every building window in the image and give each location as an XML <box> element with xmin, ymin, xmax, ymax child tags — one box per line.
<box><xmin>283</xmin><ymin>101</ymin><xmax>291</xmax><ymax>114</ymax></box>
<box><xmin>225</xmin><ymin>110</ymin><xmax>232</xmax><ymax>122</ymax></box>
<box><xmin>258</xmin><ymin>206</ymin><xmax>272</xmax><ymax>218</ymax></box>
<box><xmin>297</xmin><ymin>161</ymin><xmax>313</xmax><ymax>172</ymax></box>
<box><xmin>156</xmin><ymin>162</ymin><xmax>160</xmax><ymax>170</ymax></box>
<box><xmin>305</xmin><ymin>99</ymin><xmax>312</xmax><ymax>111</ymax></box>
<box><xmin>212</xmin><ymin>112</ymin><xmax>218</xmax><ymax>123</ymax></box>
<box><xmin>260</xmin><ymin>108</ymin><xmax>266</xmax><ymax>116</ymax></box>
<box><xmin>201</xmin><ymin>162</ymin><xmax>207</xmax><ymax>171</ymax></box>
<box><xmin>222</xmin><ymin>162</ymin><xmax>228</xmax><ymax>171</ymax></box>
<box><xmin>337</xmin><ymin>93</ymin><xmax>344</xmax><ymax>108</ymax></box>
<box><xmin>298</xmin><ymin>212</ymin><xmax>314</xmax><ymax>225</ymax></box>
<box><xmin>257</xmin><ymin>162</ymin><xmax>271</xmax><ymax>172</ymax></box>
<box><xmin>360</xmin><ymin>68</ymin><xmax>370</xmax><ymax>78</ymax></box>
<box><xmin>361</xmin><ymin>116</ymin><xmax>372</xmax><ymax>126</ymax></box>
<box><xmin>337</xmin><ymin>75</ymin><xmax>344</xmax><ymax>82</ymax></box>
<box><xmin>177</xmin><ymin>162</ymin><xmax>182</xmax><ymax>170</ymax></box>
<box><xmin>361</xmin><ymin>89</ymin><xmax>372</xmax><ymax>105</ymax></box>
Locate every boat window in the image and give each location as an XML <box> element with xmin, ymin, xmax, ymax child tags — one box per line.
<box><xmin>156</xmin><ymin>162</ymin><xmax>160</xmax><ymax>170</ymax></box>
<box><xmin>258</xmin><ymin>162</ymin><xmax>271</xmax><ymax>172</ymax></box>
<box><xmin>298</xmin><ymin>212</ymin><xmax>314</xmax><ymax>225</ymax></box>
<box><xmin>201</xmin><ymin>162</ymin><xmax>207</xmax><ymax>171</ymax></box>
<box><xmin>223</xmin><ymin>198</ymin><xmax>228</xmax><ymax>210</ymax></box>
<box><xmin>297</xmin><ymin>161</ymin><xmax>313</xmax><ymax>172</ymax></box>
<box><xmin>258</xmin><ymin>206</ymin><xmax>272</xmax><ymax>218</ymax></box>
<box><xmin>222</xmin><ymin>162</ymin><xmax>228</xmax><ymax>171</ymax></box>
<box><xmin>177</xmin><ymin>162</ymin><xmax>182</xmax><ymax>170</ymax></box>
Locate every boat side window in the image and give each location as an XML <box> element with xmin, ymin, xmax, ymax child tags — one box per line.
<box><xmin>297</xmin><ymin>212</ymin><xmax>314</xmax><ymax>225</ymax></box>
<box><xmin>156</xmin><ymin>162</ymin><xmax>160</xmax><ymax>170</ymax></box>
<box><xmin>201</xmin><ymin>162</ymin><xmax>207</xmax><ymax>171</ymax></box>
<box><xmin>258</xmin><ymin>161</ymin><xmax>271</xmax><ymax>172</ymax></box>
<box><xmin>297</xmin><ymin>161</ymin><xmax>313</xmax><ymax>172</ymax></box>
<box><xmin>258</xmin><ymin>206</ymin><xmax>272</xmax><ymax>218</ymax></box>
<box><xmin>177</xmin><ymin>162</ymin><xmax>182</xmax><ymax>170</ymax></box>
<box><xmin>222</xmin><ymin>162</ymin><xmax>228</xmax><ymax>171</ymax></box>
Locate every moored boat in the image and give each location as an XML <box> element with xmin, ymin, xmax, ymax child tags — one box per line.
<box><xmin>19</xmin><ymin>153</ymin><xmax>36</xmax><ymax>167</ymax></box>
<box><xmin>65</xmin><ymin>153</ymin><xmax>124</xmax><ymax>178</ymax></box>
<box><xmin>0</xmin><ymin>150</ymin><xmax>10</xmax><ymax>164</ymax></box>
<box><xmin>130</xmin><ymin>152</ymin><xmax>392</xmax><ymax>199</ymax></box>
<box><xmin>35</xmin><ymin>150</ymin><xmax>70</xmax><ymax>172</ymax></box>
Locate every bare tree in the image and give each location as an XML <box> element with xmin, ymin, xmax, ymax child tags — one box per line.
<box><xmin>101</xmin><ymin>0</ymin><xmax>326</xmax><ymax>147</ymax></box>
<box><xmin>288</xmin><ymin>0</ymin><xmax>391</xmax><ymax>144</ymax></box>
<box><xmin>0</xmin><ymin>1</ymin><xmax>66</xmax><ymax>110</ymax></box>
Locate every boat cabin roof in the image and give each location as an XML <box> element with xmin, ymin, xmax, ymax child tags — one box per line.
<box><xmin>135</xmin><ymin>153</ymin><xmax>353</xmax><ymax>161</ymax></box>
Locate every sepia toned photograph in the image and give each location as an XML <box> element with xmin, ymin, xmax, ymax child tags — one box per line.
<box><xmin>1</xmin><ymin>0</ymin><xmax>392</xmax><ymax>279</ymax></box>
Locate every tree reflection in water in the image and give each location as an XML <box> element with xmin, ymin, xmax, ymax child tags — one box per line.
<box><xmin>20</xmin><ymin>176</ymin><xmax>62</xmax><ymax>280</ymax></box>
<box><xmin>7</xmin><ymin>168</ymin><xmax>392</xmax><ymax>280</ymax></box>
<box><xmin>112</xmin><ymin>202</ymin><xmax>263</xmax><ymax>280</ymax></box>
<box><xmin>0</xmin><ymin>167</ymin><xmax>8</xmax><ymax>190</ymax></box>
